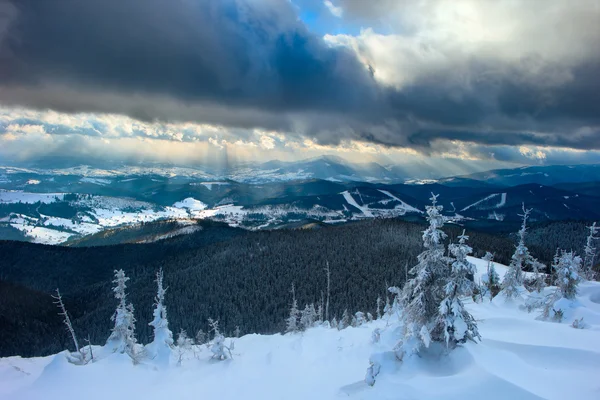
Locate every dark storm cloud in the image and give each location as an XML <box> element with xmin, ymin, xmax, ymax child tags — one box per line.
<box><xmin>0</xmin><ymin>0</ymin><xmax>599</xmax><ymax>152</ymax></box>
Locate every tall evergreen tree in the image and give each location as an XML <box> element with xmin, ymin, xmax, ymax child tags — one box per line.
<box><xmin>400</xmin><ymin>193</ymin><xmax>451</xmax><ymax>354</ymax></box>
<box><xmin>146</xmin><ymin>268</ymin><xmax>173</xmax><ymax>365</ymax></box>
<box><xmin>583</xmin><ymin>222</ymin><xmax>598</xmax><ymax>280</ymax></box>
<box><xmin>483</xmin><ymin>252</ymin><xmax>500</xmax><ymax>300</ymax></box>
<box><xmin>106</xmin><ymin>269</ymin><xmax>137</xmax><ymax>355</ymax></box>
<box><xmin>285</xmin><ymin>283</ymin><xmax>300</xmax><ymax>334</ymax></box>
<box><xmin>502</xmin><ymin>204</ymin><xmax>534</xmax><ymax>299</ymax></box>
<box><xmin>553</xmin><ymin>251</ymin><xmax>582</xmax><ymax>300</ymax></box>
<box><xmin>439</xmin><ymin>231</ymin><xmax>480</xmax><ymax>347</ymax></box>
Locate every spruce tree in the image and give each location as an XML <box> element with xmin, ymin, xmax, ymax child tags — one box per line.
<box><xmin>106</xmin><ymin>269</ymin><xmax>137</xmax><ymax>355</ymax></box>
<box><xmin>285</xmin><ymin>283</ymin><xmax>300</xmax><ymax>333</ymax></box>
<box><xmin>146</xmin><ymin>268</ymin><xmax>173</xmax><ymax>365</ymax></box>
<box><xmin>583</xmin><ymin>222</ymin><xmax>598</xmax><ymax>280</ymax></box>
<box><xmin>502</xmin><ymin>204</ymin><xmax>534</xmax><ymax>299</ymax></box>
<box><xmin>439</xmin><ymin>230</ymin><xmax>480</xmax><ymax>347</ymax></box>
<box><xmin>554</xmin><ymin>251</ymin><xmax>582</xmax><ymax>300</ymax></box>
<box><xmin>400</xmin><ymin>193</ymin><xmax>450</xmax><ymax>353</ymax></box>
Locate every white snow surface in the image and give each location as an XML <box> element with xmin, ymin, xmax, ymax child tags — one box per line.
<box><xmin>341</xmin><ymin>190</ymin><xmax>373</xmax><ymax>217</ymax></box>
<box><xmin>172</xmin><ymin>197</ymin><xmax>208</xmax><ymax>211</ymax></box>
<box><xmin>377</xmin><ymin>189</ymin><xmax>422</xmax><ymax>213</ymax></box>
<box><xmin>0</xmin><ymin>190</ymin><xmax>66</xmax><ymax>204</ymax></box>
<box><xmin>2</xmin><ymin>258</ymin><xmax>600</xmax><ymax>399</ymax></box>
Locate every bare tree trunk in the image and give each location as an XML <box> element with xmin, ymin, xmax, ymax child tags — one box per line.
<box><xmin>52</xmin><ymin>288</ymin><xmax>79</xmax><ymax>352</ymax></box>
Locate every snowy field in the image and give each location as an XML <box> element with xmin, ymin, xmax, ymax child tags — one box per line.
<box><xmin>1</xmin><ymin>259</ymin><xmax>599</xmax><ymax>400</ymax></box>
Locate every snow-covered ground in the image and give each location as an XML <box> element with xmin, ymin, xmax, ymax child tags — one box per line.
<box><xmin>1</xmin><ymin>259</ymin><xmax>599</xmax><ymax>400</ymax></box>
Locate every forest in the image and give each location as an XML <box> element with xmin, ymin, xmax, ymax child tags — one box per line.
<box><xmin>0</xmin><ymin>217</ymin><xmax>595</xmax><ymax>357</ymax></box>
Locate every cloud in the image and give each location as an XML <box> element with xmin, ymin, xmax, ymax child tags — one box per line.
<box><xmin>0</xmin><ymin>0</ymin><xmax>598</xmax><ymax>160</ymax></box>
<box><xmin>324</xmin><ymin>1</ymin><xmax>343</xmax><ymax>18</ymax></box>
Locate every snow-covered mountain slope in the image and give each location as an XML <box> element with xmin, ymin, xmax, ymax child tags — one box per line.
<box><xmin>2</xmin><ymin>259</ymin><xmax>599</xmax><ymax>400</ymax></box>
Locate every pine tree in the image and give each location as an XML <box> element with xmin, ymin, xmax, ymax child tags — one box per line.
<box><xmin>531</xmin><ymin>259</ymin><xmax>547</xmax><ymax>293</ymax></box>
<box><xmin>583</xmin><ymin>222</ymin><xmax>598</xmax><ymax>280</ymax></box>
<box><xmin>439</xmin><ymin>230</ymin><xmax>480</xmax><ymax>347</ymax></box>
<box><xmin>106</xmin><ymin>269</ymin><xmax>137</xmax><ymax>355</ymax></box>
<box><xmin>554</xmin><ymin>250</ymin><xmax>582</xmax><ymax>300</ymax></box>
<box><xmin>354</xmin><ymin>311</ymin><xmax>366</xmax><ymax>327</ymax></box>
<box><xmin>146</xmin><ymin>268</ymin><xmax>173</xmax><ymax>365</ymax></box>
<box><xmin>502</xmin><ymin>204</ymin><xmax>534</xmax><ymax>299</ymax></box>
<box><xmin>400</xmin><ymin>193</ymin><xmax>450</xmax><ymax>353</ymax></box>
<box><xmin>285</xmin><ymin>283</ymin><xmax>300</xmax><ymax>333</ymax></box>
<box><xmin>324</xmin><ymin>261</ymin><xmax>331</xmax><ymax>322</ymax></box>
<box><xmin>300</xmin><ymin>303</ymin><xmax>317</xmax><ymax>330</ymax></box>
<box><xmin>483</xmin><ymin>252</ymin><xmax>500</xmax><ymax>300</ymax></box>
<box><xmin>175</xmin><ymin>329</ymin><xmax>193</xmax><ymax>366</ymax></box>
<box><xmin>339</xmin><ymin>309</ymin><xmax>350</xmax><ymax>330</ymax></box>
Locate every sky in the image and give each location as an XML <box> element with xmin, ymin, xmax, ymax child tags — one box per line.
<box><xmin>0</xmin><ymin>0</ymin><xmax>599</xmax><ymax>171</ymax></box>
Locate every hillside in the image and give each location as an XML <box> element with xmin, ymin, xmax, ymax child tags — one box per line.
<box><xmin>2</xmin><ymin>258</ymin><xmax>599</xmax><ymax>400</ymax></box>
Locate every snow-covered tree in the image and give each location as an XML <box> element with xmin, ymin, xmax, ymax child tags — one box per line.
<box><xmin>502</xmin><ymin>204</ymin><xmax>534</xmax><ymax>299</ymax></box>
<box><xmin>583</xmin><ymin>222</ymin><xmax>598</xmax><ymax>280</ymax></box>
<box><xmin>399</xmin><ymin>193</ymin><xmax>451</xmax><ymax>354</ymax></box>
<box><xmin>353</xmin><ymin>311</ymin><xmax>366</xmax><ymax>327</ymax></box>
<box><xmin>530</xmin><ymin>259</ymin><xmax>547</xmax><ymax>293</ymax></box>
<box><xmin>367</xmin><ymin>312</ymin><xmax>373</xmax><ymax>322</ymax></box>
<box><xmin>439</xmin><ymin>230</ymin><xmax>480</xmax><ymax>347</ymax></box>
<box><xmin>195</xmin><ymin>329</ymin><xmax>207</xmax><ymax>345</ymax></box>
<box><xmin>52</xmin><ymin>288</ymin><xmax>86</xmax><ymax>365</ymax></box>
<box><xmin>208</xmin><ymin>318</ymin><xmax>232</xmax><ymax>360</ymax></box>
<box><xmin>483</xmin><ymin>252</ymin><xmax>500</xmax><ymax>300</ymax></box>
<box><xmin>300</xmin><ymin>303</ymin><xmax>317</xmax><ymax>330</ymax></box>
<box><xmin>553</xmin><ymin>250</ymin><xmax>582</xmax><ymax>300</ymax></box>
<box><xmin>331</xmin><ymin>316</ymin><xmax>338</xmax><ymax>329</ymax></box>
<box><xmin>324</xmin><ymin>261</ymin><xmax>331</xmax><ymax>322</ymax></box>
<box><xmin>146</xmin><ymin>268</ymin><xmax>173</xmax><ymax>364</ymax></box>
<box><xmin>285</xmin><ymin>283</ymin><xmax>300</xmax><ymax>333</ymax></box>
<box><xmin>175</xmin><ymin>329</ymin><xmax>193</xmax><ymax>366</ymax></box>
<box><xmin>339</xmin><ymin>309</ymin><xmax>350</xmax><ymax>330</ymax></box>
<box><xmin>376</xmin><ymin>296</ymin><xmax>382</xmax><ymax>320</ymax></box>
<box><xmin>106</xmin><ymin>269</ymin><xmax>137</xmax><ymax>355</ymax></box>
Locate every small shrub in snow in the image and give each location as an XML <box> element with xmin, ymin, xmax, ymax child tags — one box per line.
<box><xmin>208</xmin><ymin>319</ymin><xmax>232</xmax><ymax>360</ymax></box>
<box><xmin>571</xmin><ymin>317</ymin><xmax>585</xmax><ymax>329</ymax></box>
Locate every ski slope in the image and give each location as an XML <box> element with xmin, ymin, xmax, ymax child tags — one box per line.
<box><xmin>1</xmin><ymin>258</ymin><xmax>599</xmax><ymax>399</ymax></box>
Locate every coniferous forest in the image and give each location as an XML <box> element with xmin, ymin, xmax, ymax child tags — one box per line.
<box><xmin>0</xmin><ymin>218</ymin><xmax>596</xmax><ymax>357</ymax></box>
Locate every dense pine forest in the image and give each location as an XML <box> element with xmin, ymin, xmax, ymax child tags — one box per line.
<box><xmin>0</xmin><ymin>218</ymin><xmax>595</xmax><ymax>357</ymax></box>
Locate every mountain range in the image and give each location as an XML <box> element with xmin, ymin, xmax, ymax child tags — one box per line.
<box><xmin>1</xmin><ymin>157</ymin><xmax>599</xmax><ymax>245</ymax></box>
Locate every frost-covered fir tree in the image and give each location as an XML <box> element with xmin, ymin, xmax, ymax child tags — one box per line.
<box><xmin>339</xmin><ymin>309</ymin><xmax>350</xmax><ymax>330</ymax></box>
<box><xmin>399</xmin><ymin>193</ymin><xmax>450</xmax><ymax>354</ymax></box>
<box><xmin>439</xmin><ymin>230</ymin><xmax>480</xmax><ymax>347</ymax></box>
<box><xmin>554</xmin><ymin>251</ymin><xmax>582</xmax><ymax>300</ymax></box>
<box><xmin>483</xmin><ymin>252</ymin><xmax>500</xmax><ymax>300</ymax></box>
<box><xmin>146</xmin><ymin>268</ymin><xmax>173</xmax><ymax>365</ymax></box>
<box><xmin>331</xmin><ymin>316</ymin><xmax>338</xmax><ymax>329</ymax></box>
<box><xmin>583</xmin><ymin>222</ymin><xmax>598</xmax><ymax>280</ymax></box>
<box><xmin>285</xmin><ymin>283</ymin><xmax>300</xmax><ymax>333</ymax></box>
<box><xmin>376</xmin><ymin>296</ymin><xmax>382</xmax><ymax>320</ymax></box>
<box><xmin>353</xmin><ymin>311</ymin><xmax>366</xmax><ymax>327</ymax></box>
<box><xmin>208</xmin><ymin>318</ymin><xmax>231</xmax><ymax>360</ymax></box>
<box><xmin>106</xmin><ymin>269</ymin><xmax>137</xmax><ymax>355</ymax></box>
<box><xmin>502</xmin><ymin>204</ymin><xmax>534</xmax><ymax>299</ymax></box>
<box><xmin>175</xmin><ymin>329</ymin><xmax>193</xmax><ymax>366</ymax></box>
<box><xmin>300</xmin><ymin>303</ymin><xmax>317</xmax><ymax>330</ymax></box>
<box><xmin>530</xmin><ymin>259</ymin><xmax>547</xmax><ymax>293</ymax></box>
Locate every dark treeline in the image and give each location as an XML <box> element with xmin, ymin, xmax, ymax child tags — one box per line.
<box><xmin>0</xmin><ymin>218</ymin><xmax>594</xmax><ymax>357</ymax></box>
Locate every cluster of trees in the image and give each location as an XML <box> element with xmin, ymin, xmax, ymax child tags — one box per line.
<box><xmin>366</xmin><ymin>196</ymin><xmax>598</xmax><ymax>386</ymax></box>
<box><xmin>55</xmin><ymin>267</ymin><xmax>234</xmax><ymax>366</ymax></box>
